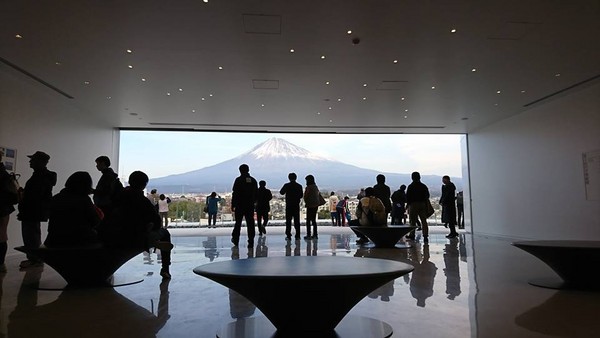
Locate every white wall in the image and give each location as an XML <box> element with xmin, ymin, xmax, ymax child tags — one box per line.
<box><xmin>0</xmin><ymin>64</ymin><xmax>118</xmax><ymax>251</ymax></box>
<box><xmin>468</xmin><ymin>82</ymin><xmax>600</xmax><ymax>239</ymax></box>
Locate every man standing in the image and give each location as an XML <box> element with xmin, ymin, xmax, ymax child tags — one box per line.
<box><xmin>440</xmin><ymin>175</ymin><xmax>459</xmax><ymax>238</ymax></box>
<box><xmin>231</xmin><ymin>164</ymin><xmax>258</xmax><ymax>248</ymax></box>
<box><xmin>279</xmin><ymin>173</ymin><xmax>303</xmax><ymax>241</ymax></box>
<box><xmin>255</xmin><ymin>180</ymin><xmax>272</xmax><ymax>236</ymax></box>
<box><xmin>391</xmin><ymin>184</ymin><xmax>407</xmax><ymax>225</ymax></box>
<box><xmin>372</xmin><ymin>174</ymin><xmax>392</xmax><ymax>222</ymax></box>
<box><xmin>406</xmin><ymin>172</ymin><xmax>430</xmax><ymax>242</ymax></box>
<box><xmin>93</xmin><ymin>156</ymin><xmax>121</xmax><ymax>216</ymax></box>
<box><xmin>328</xmin><ymin>191</ymin><xmax>339</xmax><ymax>226</ymax></box>
<box><xmin>17</xmin><ymin>151</ymin><xmax>57</xmax><ymax>268</ymax></box>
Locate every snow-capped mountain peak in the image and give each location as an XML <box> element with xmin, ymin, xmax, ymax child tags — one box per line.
<box><xmin>242</xmin><ymin>137</ymin><xmax>332</xmax><ymax>161</ymax></box>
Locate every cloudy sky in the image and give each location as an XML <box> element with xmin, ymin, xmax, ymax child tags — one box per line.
<box><xmin>119</xmin><ymin>131</ymin><xmax>464</xmax><ymax>179</ymax></box>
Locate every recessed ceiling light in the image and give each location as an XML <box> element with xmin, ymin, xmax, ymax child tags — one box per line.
<box><xmin>451</xmin><ymin>29</ymin><xmax>457</xmax><ymax>33</ymax></box>
<box><xmin>347</xmin><ymin>30</ymin><xmax>352</xmax><ymax>35</ymax></box>
<box><xmin>521</xmin><ymin>90</ymin><xmax>526</xmax><ymax>93</ymax></box>
<box><xmin>431</xmin><ymin>86</ymin><xmax>436</xmax><ymax>89</ymax></box>
<box><xmin>328</xmin><ymin>107</ymin><xmax>332</xmax><ymax>110</ymax></box>
<box><xmin>401</xmin><ymin>97</ymin><xmax>405</xmax><ymax>100</ymax></box>
<box><xmin>471</xmin><ymin>68</ymin><xmax>477</xmax><ymax>72</ymax></box>
<box><xmin>141</xmin><ymin>78</ymin><xmax>146</xmax><ymax>82</ymax></box>
<box><xmin>494</xmin><ymin>103</ymin><xmax>499</xmax><ymax>106</ymax></box>
<box><xmin>290</xmin><ymin>49</ymin><xmax>295</xmax><ymax>53</ymax></box>
<box><xmin>337</xmin><ymin>98</ymin><xmax>342</xmax><ymax>102</ymax></box>
<box><xmin>329</xmin><ymin>120</ymin><xmax>333</xmax><ymax>123</ymax></box>
<box><xmin>325</xmin><ymin>81</ymin><xmax>330</xmax><ymax>85</ymax></box>
<box><xmin>363</xmin><ymin>83</ymin><xmax>367</xmax><ymax>87</ymax></box>
<box><xmin>317</xmin><ymin>112</ymin><xmax>321</xmax><ymax>115</ymax></box>
<box><xmin>496</xmin><ymin>90</ymin><xmax>501</xmax><ymax>94</ymax></box>
<box><xmin>555</xmin><ymin>73</ymin><xmax>561</xmax><ymax>77</ymax></box>
<box><xmin>128</xmin><ymin>65</ymin><xmax>133</xmax><ymax>69</ymax></box>
<box><xmin>192</xmin><ymin>109</ymin><xmax>196</xmax><ymax>113</ymax></box>
<box><xmin>178</xmin><ymin>88</ymin><xmax>183</xmax><ymax>92</ymax></box>
<box><xmin>261</xmin><ymin>104</ymin><xmax>265</xmax><ymax>107</ymax></box>
<box><xmin>362</xmin><ymin>97</ymin><xmax>367</xmax><ymax>100</ymax></box>
<box><xmin>404</xmin><ymin>115</ymin><xmax>408</xmax><ymax>119</ymax></box>
<box><xmin>84</xmin><ymin>81</ymin><xmax>90</xmax><ymax>85</ymax></box>
<box><xmin>218</xmin><ymin>66</ymin><xmax>223</xmax><ymax>70</ymax></box>
<box><xmin>201</xmin><ymin>97</ymin><xmax>205</xmax><ymax>101</ymax></box>
<box><xmin>106</xmin><ymin>96</ymin><xmax>111</xmax><ymax>100</ymax></box>
<box><xmin>15</xmin><ymin>34</ymin><xmax>22</xmax><ymax>39</ymax></box>
<box><xmin>55</xmin><ymin>61</ymin><xmax>61</xmax><ymax>66</ymax></box>
<box><xmin>320</xmin><ymin>55</ymin><xmax>326</xmax><ymax>59</ymax></box>
<box><xmin>126</xmin><ymin>49</ymin><xmax>132</xmax><ymax>54</ymax></box>
<box><xmin>167</xmin><ymin>92</ymin><xmax>171</xmax><ymax>96</ymax></box>
<box><xmin>209</xmin><ymin>93</ymin><xmax>213</xmax><ymax>97</ymax></box>
<box><xmin>393</xmin><ymin>60</ymin><xmax>398</xmax><ymax>64</ymax></box>
<box><xmin>203</xmin><ymin>0</ymin><xmax>209</xmax><ymax>3</ymax></box>
<box><xmin>404</xmin><ymin>109</ymin><xmax>408</xmax><ymax>112</ymax></box>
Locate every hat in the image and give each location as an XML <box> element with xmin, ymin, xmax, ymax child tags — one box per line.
<box><xmin>27</xmin><ymin>151</ymin><xmax>50</xmax><ymax>162</ymax></box>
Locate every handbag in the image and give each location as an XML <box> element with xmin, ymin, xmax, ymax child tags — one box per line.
<box><xmin>318</xmin><ymin>194</ymin><xmax>326</xmax><ymax>206</ymax></box>
<box><xmin>425</xmin><ymin>199</ymin><xmax>435</xmax><ymax>218</ymax></box>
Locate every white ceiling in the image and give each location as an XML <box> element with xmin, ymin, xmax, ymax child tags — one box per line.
<box><xmin>1</xmin><ymin>0</ymin><xmax>599</xmax><ymax>133</ymax></box>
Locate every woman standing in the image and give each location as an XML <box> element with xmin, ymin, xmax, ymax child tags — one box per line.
<box><xmin>206</xmin><ymin>192</ymin><xmax>222</xmax><ymax>228</ymax></box>
<box><xmin>303</xmin><ymin>175</ymin><xmax>321</xmax><ymax>240</ymax></box>
<box><xmin>157</xmin><ymin>194</ymin><xmax>171</xmax><ymax>228</ymax></box>
<box><xmin>0</xmin><ymin>151</ymin><xmax>18</xmax><ymax>272</ymax></box>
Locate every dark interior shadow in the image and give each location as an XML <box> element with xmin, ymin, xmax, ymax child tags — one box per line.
<box><xmin>515</xmin><ymin>291</ymin><xmax>600</xmax><ymax>337</ymax></box>
<box><xmin>8</xmin><ymin>267</ymin><xmax>170</xmax><ymax>338</ymax></box>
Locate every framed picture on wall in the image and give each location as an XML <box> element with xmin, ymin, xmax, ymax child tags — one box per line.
<box><xmin>0</xmin><ymin>146</ymin><xmax>17</xmax><ymax>174</ymax></box>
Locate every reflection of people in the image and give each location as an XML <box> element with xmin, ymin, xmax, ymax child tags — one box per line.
<box><xmin>409</xmin><ymin>244</ymin><xmax>437</xmax><ymax>307</ymax></box>
<box><xmin>45</xmin><ymin>171</ymin><xmax>100</xmax><ymax>247</ymax></box>
<box><xmin>203</xmin><ymin>236</ymin><xmax>219</xmax><ymax>262</ymax></box>
<box><xmin>231</xmin><ymin>164</ymin><xmax>258</xmax><ymax>248</ymax></box>
<box><xmin>368</xmin><ymin>281</ymin><xmax>395</xmax><ymax>302</ymax></box>
<box><xmin>18</xmin><ymin>151</ymin><xmax>57</xmax><ymax>268</ymax></box>
<box><xmin>444</xmin><ymin>238</ymin><xmax>461</xmax><ymax>300</ymax></box>
<box><xmin>406</xmin><ymin>172</ymin><xmax>430</xmax><ymax>242</ymax></box>
<box><xmin>255</xmin><ymin>181</ymin><xmax>272</xmax><ymax>235</ymax></box>
<box><xmin>228</xmin><ymin>246</ymin><xmax>256</xmax><ymax>319</ymax></box>
<box><xmin>280</xmin><ymin>173</ymin><xmax>303</xmax><ymax>241</ymax></box>
<box><xmin>456</xmin><ymin>191</ymin><xmax>464</xmax><ymax>229</ymax></box>
<box><xmin>255</xmin><ymin>235</ymin><xmax>268</xmax><ymax>257</ymax></box>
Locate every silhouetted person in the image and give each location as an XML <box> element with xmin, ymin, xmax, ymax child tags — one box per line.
<box><xmin>328</xmin><ymin>191</ymin><xmax>339</xmax><ymax>226</ymax></box>
<box><xmin>336</xmin><ymin>196</ymin><xmax>349</xmax><ymax>227</ymax></box>
<box><xmin>350</xmin><ymin>187</ymin><xmax>387</xmax><ymax>244</ymax></box>
<box><xmin>409</xmin><ymin>244</ymin><xmax>437</xmax><ymax>307</ymax></box>
<box><xmin>456</xmin><ymin>191</ymin><xmax>465</xmax><ymax>229</ymax></box>
<box><xmin>303</xmin><ymin>174</ymin><xmax>321</xmax><ymax>239</ymax></box>
<box><xmin>158</xmin><ymin>194</ymin><xmax>171</xmax><ymax>228</ymax></box>
<box><xmin>93</xmin><ymin>155</ymin><xmax>121</xmax><ymax>216</ymax></box>
<box><xmin>18</xmin><ymin>151</ymin><xmax>57</xmax><ymax>268</ymax></box>
<box><xmin>280</xmin><ymin>172</ymin><xmax>303</xmax><ymax>241</ymax></box>
<box><xmin>45</xmin><ymin>172</ymin><xmax>100</xmax><ymax>247</ymax></box>
<box><xmin>100</xmin><ymin>170</ymin><xmax>173</xmax><ymax>279</ymax></box>
<box><xmin>444</xmin><ymin>237</ymin><xmax>461</xmax><ymax>300</ymax></box>
<box><xmin>0</xmin><ymin>150</ymin><xmax>17</xmax><ymax>273</ymax></box>
<box><xmin>231</xmin><ymin>164</ymin><xmax>258</xmax><ymax>248</ymax></box>
<box><xmin>205</xmin><ymin>192</ymin><xmax>221</xmax><ymax>228</ymax></box>
<box><xmin>372</xmin><ymin>174</ymin><xmax>392</xmax><ymax>221</ymax></box>
<box><xmin>255</xmin><ymin>180</ymin><xmax>272</xmax><ymax>236</ymax></box>
<box><xmin>441</xmin><ymin>175</ymin><xmax>458</xmax><ymax>238</ymax></box>
<box><xmin>391</xmin><ymin>184</ymin><xmax>407</xmax><ymax>225</ymax></box>
<box><xmin>406</xmin><ymin>171</ymin><xmax>430</xmax><ymax>242</ymax></box>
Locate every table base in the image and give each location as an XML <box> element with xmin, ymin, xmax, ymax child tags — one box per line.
<box><xmin>216</xmin><ymin>315</ymin><xmax>393</xmax><ymax>338</ymax></box>
<box><xmin>34</xmin><ymin>274</ymin><xmax>144</xmax><ymax>290</ymax></box>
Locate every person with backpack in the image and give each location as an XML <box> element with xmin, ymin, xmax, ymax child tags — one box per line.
<box><xmin>93</xmin><ymin>155</ymin><xmax>122</xmax><ymax>216</ymax></box>
<box><xmin>0</xmin><ymin>150</ymin><xmax>19</xmax><ymax>272</ymax></box>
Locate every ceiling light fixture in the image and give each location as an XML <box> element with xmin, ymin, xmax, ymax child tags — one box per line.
<box><xmin>320</xmin><ymin>55</ymin><xmax>326</xmax><ymax>59</ymax></box>
<box><xmin>84</xmin><ymin>81</ymin><xmax>90</xmax><ymax>85</ymax></box>
<box><xmin>451</xmin><ymin>29</ymin><xmax>457</xmax><ymax>33</ymax></box>
<box><xmin>404</xmin><ymin>109</ymin><xmax>408</xmax><ymax>112</ymax></box>
<box><xmin>201</xmin><ymin>97</ymin><xmax>205</xmax><ymax>101</ymax></box>
<box><xmin>347</xmin><ymin>30</ymin><xmax>352</xmax><ymax>35</ymax></box>
<box><xmin>362</xmin><ymin>97</ymin><xmax>367</xmax><ymax>100</ymax></box>
<box><xmin>496</xmin><ymin>90</ymin><xmax>501</xmax><ymax>94</ymax></box>
<box><xmin>128</xmin><ymin>65</ymin><xmax>133</xmax><ymax>69</ymax></box>
<box><xmin>329</xmin><ymin>120</ymin><xmax>333</xmax><ymax>123</ymax></box>
<box><xmin>15</xmin><ymin>34</ymin><xmax>23</xmax><ymax>39</ymax></box>
<box><xmin>471</xmin><ymin>68</ymin><xmax>477</xmax><ymax>72</ymax></box>
<box><xmin>431</xmin><ymin>86</ymin><xmax>436</xmax><ymax>89</ymax></box>
<box><xmin>328</xmin><ymin>107</ymin><xmax>332</xmax><ymax>110</ymax></box>
<box><xmin>167</xmin><ymin>92</ymin><xmax>171</xmax><ymax>96</ymax></box>
<box><xmin>209</xmin><ymin>94</ymin><xmax>213</xmax><ymax>97</ymax></box>
<box><xmin>363</xmin><ymin>83</ymin><xmax>367</xmax><ymax>87</ymax></box>
<box><xmin>261</xmin><ymin>104</ymin><xmax>265</xmax><ymax>107</ymax></box>
<box><xmin>106</xmin><ymin>96</ymin><xmax>111</xmax><ymax>100</ymax></box>
<box><xmin>218</xmin><ymin>66</ymin><xmax>223</xmax><ymax>70</ymax></box>
<box><xmin>203</xmin><ymin>0</ymin><xmax>209</xmax><ymax>3</ymax></box>
<box><xmin>55</xmin><ymin>61</ymin><xmax>61</xmax><ymax>66</ymax></box>
<box><xmin>401</xmin><ymin>97</ymin><xmax>405</xmax><ymax>100</ymax></box>
<box><xmin>521</xmin><ymin>90</ymin><xmax>526</xmax><ymax>93</ymax></box>
<box><xmin>192</xmin><ymin>109</ymin><xmax>196</xmax><ymax>113</ymax></box>
<box><xmin>325</xmin><ymin>81</ymin><xmax>330</xmax><ymax>85</ymax></box>
<box><xmin>290</xmin><ymin>49</ymin><xmax>295</xmax><ymax>53</ymax></box>
<box><xmin>337</xmin><ymin>98</ymin><xmax>342</xmax><ymax>102</ymax></box>
<box><xmin>404</xmin><ymin>116</ymin><xmax>408</xmax><ymax>119</ymax></box>
<box><xmin>393</xmin><ymin>60</ymin><xmax>398</xmax><ymax>64</ymax></box>
<box><xmin>317</xmin><ymin>112</ymin><xmax>321</xmax><ymax>115</ymax></box>
<box><xmin>178</xmin><ymin>88</ymin><xmax>183</xmax><ymax>92</ymax></box>
<box><xmin>555</xmin><ymin>73</ymin><xmax>561</xmax><ymax>77</ymax></box>
<box><xmin>126</xmin><ymin>49</ymin><xmax>132</xmax><ymax>54</ymax></box>
<box><xmin>141</xmin><ymin>78</ymin><xmax>146</xmax><ymax>82</ymax></box>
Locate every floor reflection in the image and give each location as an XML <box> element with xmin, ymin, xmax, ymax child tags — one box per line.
<box><xmin>409</xmin><ymin>244</ymin><xmax>437</xmax><ymax>307</ymax></box>
<box><xmin>444</xmin><ymin>238</ymin><xmax>461</xmax><ymax>300</ymax></box>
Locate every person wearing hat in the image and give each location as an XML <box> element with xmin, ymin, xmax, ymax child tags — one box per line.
<box><xmin>17</xmin><ymin>151</ymin><xmax>57</xmax><ymax>268</ymax></box>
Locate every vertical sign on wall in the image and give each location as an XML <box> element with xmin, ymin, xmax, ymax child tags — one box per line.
<box><xmin>582</xmin><ymin>150</ymin><xmax>600</xmax><ymax>201</ymax></box>
<box><xmin>0</xmin><ymin>146</ymin><xmax>17</xmax><ymax>174</ymax></box>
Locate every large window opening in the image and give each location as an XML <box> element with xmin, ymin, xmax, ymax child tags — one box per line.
<box><xmin>119</xmin><ymin>131</ymin><xmax>466</xmax><ymax>227</ymax></box>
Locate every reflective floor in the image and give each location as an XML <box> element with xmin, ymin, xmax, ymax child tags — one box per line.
<box><xmin>1</xmin><ymin>226</ymin><xmax>599</xmax><ymax>337</ymax></box>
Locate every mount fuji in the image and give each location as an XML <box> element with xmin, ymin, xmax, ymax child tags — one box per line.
<box><xmin>147</xmin><ymin>137</ymin><xmax>461</xmax><ymax>194</ymax></box>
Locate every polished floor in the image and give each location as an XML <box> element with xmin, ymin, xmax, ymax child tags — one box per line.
<box><xmin>1</xmin><ymin>226</ymin><xmax>599</xmax><ymax>337</ymax></box>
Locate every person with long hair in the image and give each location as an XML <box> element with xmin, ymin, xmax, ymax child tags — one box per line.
<box><xmin>303</xmin><ymin>175</ymin><xmax>321</xmax><ymax>239</ymax></box>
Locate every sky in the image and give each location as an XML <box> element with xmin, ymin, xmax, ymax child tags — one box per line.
<box><xmin>119</xmin><ymin>131</ymin><xmax>464</xmax><ymax>179</ymax></box>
